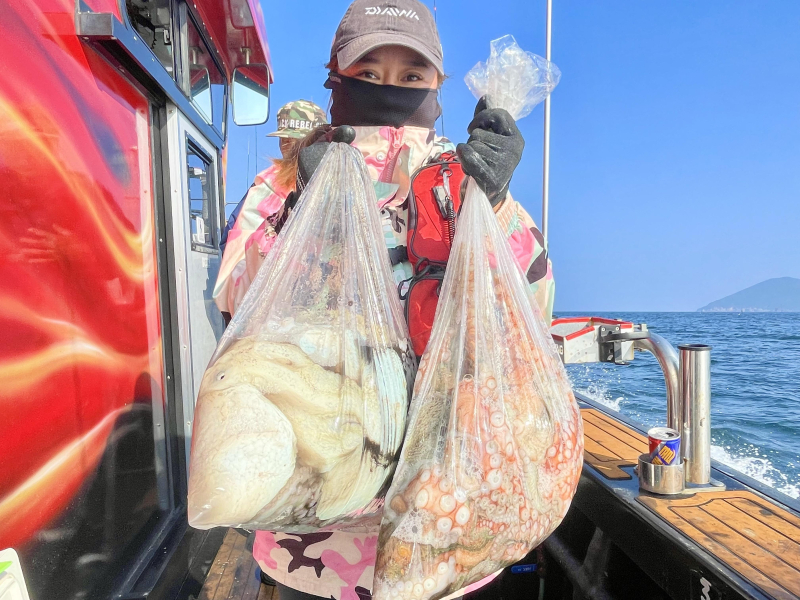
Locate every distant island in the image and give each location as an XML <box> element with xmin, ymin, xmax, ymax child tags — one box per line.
<box><xmin>698</xmin><ymin>277</ymin><xmax>800</xmax><ymax>312</ymax></box>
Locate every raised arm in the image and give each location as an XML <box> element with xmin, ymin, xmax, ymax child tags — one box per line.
<box><xmin>456</xmin><ymin>98</ymin><xmax>555</xmax><ymax>323</ymax></box>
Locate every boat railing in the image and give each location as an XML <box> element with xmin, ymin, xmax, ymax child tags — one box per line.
<box><xmin>551</xmin><ymin>317</ymin><xmax>716</xmax><ymax>493</ymax></box>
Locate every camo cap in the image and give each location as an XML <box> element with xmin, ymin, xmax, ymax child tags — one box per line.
<box><xmin>331</xmin><ymin>0</ymin><xmax>444</xmax><ymax>76</ymax></box>
<box><xmin>267</xmin><ymin>100</ymin><xmax>328</xmax><ymax>139</ymax></box>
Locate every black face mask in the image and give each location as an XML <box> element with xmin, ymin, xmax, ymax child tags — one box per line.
<box><xmin>325</xmin><ymin>72</ymin><xmax>441</xmax><ymax>129</ymax></box>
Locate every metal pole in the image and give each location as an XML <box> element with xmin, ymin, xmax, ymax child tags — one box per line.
<box><xmin>634</xmin><ymin>333</ymin><xmax>681</xmax><ymax>431</ymax></box>
<box><xmin>541</xmin><ymin>0</ymin><xmax>553</xmax><ymax>247</ymax></box>
<box><xmin>680</xmin><ymin>344</ymin><xmax>712</xmax><ymax>484</ymax></box>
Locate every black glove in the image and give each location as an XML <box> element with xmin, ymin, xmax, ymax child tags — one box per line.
<box><xmin>297</xmin><ymin>126</ymin><xmax>356</xmax><ymax>191</ymax></box>
<box><xmin>456</xmin><ymin>97</ymin><xmax>524</xmax><ymax>206</ymax></box>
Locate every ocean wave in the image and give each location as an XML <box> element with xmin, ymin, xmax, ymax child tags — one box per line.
<box><xmin>710</xmin><ymin>445</ymin><xmax>799</xmax><ymax>499</ymax></box>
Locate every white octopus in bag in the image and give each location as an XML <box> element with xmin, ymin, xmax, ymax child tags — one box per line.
<box><xmin>188</xmin><ymin>335</ymin><xmax>411</xmax><ymax>529</ymax></box>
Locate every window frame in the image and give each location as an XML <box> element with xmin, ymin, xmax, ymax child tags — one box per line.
<box><xmin>185</xmin><ymin>134</ymin><xmax>219</xmax><ymax>254</ymax></box>
<box><xmin>120</xmin><ymin>0</ymin><xmax>228</xmax><ymax>138</ymax></box>
<box><xmin>180</xmin><ymin>4</ymin><xmax>228</xmax><ymax>135</ymax></box>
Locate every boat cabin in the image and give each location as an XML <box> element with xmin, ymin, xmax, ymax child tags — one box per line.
<box><xmin>0</xmin><ymin>0</ymin><xmax>270</xmax><ymax>597</ymax></box>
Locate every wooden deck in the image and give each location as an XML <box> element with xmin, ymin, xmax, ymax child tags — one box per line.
<box><xmin>581</xmin><ymin>403</ymin><xmax>800</xmax><ymax>600</ymax></box>
<box><xmin>581</xmin><ymin>408</ymin><xmax>648</xmax><ymax>479</ymax></box>
<box><xmin>639</xmin><ymin>491</ymin><xmax>800</xmax><ymax>600</ymax></box>
<box><xmin>199</xmin><ymin>529</ymin><xmax>276</xmax><ymax>600</ymax></box>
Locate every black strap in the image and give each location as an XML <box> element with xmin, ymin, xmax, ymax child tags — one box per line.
<box><xmin>388</xmin><ymin>245</ymin><xmax>409</xmax><ymax>266</ymax></box>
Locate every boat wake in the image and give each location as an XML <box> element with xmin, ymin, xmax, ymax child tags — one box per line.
<box><xmin>710</xmin><ymin>445</ymin><xmax>799</xmax><ymax>499</ymax></box>
<box><xmin>561</xmin><ymin>313</ymin><xmax>800</xmax><ymax>504</ymax></box>
<box><xmin>572</xmin><ymin>382</ymin><xmax>622</xmax><ymax>413</ymax></box>
<box><xmin>567</xmin><ymin>365</ymin><xmax>623</xmax><ymax>413</ymax></box>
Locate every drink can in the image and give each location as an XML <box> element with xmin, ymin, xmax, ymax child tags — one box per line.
<box><xmin>648</xmin><ymin>427</ymin><xmax>681</xmax><ymax>466</ymax></box>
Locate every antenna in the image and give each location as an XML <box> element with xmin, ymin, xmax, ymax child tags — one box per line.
<box><xmin>433</xmin><ymin>0</ymin><xmax>445</xmax><ymax>136</ymax></box>
<box><xmin>541</xmin><ymin>0</ymin><xmax>553</xmax><ymax>248</ymax></box>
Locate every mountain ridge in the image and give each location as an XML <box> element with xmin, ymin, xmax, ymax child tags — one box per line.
<box><xmin>698</xmin><ymin>277</ymin><xmax>800</xmax><ymax>312</ymax></box>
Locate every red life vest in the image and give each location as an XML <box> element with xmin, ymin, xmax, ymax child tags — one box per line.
<box><xmin>402</xmin><ymin>152</ymin><xmax>466</xmax><ymax>357</ymax></box>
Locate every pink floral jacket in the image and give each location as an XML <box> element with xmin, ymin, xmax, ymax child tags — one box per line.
<box><xmin>213</xmin><ymin>125</ymin><xmax>555</xmax><ymax>600</ymax></box>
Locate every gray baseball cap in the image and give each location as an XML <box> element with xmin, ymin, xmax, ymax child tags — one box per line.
<box><xmin>331</xmin><ymin>0</ymin><xmax>444</xmax><ymax>76</ymax></box>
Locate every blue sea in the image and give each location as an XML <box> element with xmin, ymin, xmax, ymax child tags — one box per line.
<box><xmin>560</xmin><ymin>312</ymin><xmax>800</xmax><ymax>499</ymax></box>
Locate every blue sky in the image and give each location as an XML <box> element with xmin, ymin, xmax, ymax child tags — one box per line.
<box><xmin>226</xmin><ymin>1</ymin><xmax>800</xmax><ymax>312</ymax></box>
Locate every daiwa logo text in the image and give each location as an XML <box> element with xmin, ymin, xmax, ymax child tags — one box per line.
<box><xmin>364</xmin><ymin>6</ymin><xmax>420</xmax><ymax>19</ymax></box>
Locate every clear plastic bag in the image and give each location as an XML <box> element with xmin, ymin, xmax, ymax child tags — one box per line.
<box><xmin>464</xmin><ymin>34</ymin><xmax>561</xmax><ymax>119</ymax></box>
<box><xmin>188</xmin><ymin>143</ymin><xmax>415</xmax><ymax>532</ymax></box>
<box><xmin>373</xmin><ymin>37</ymin><xmax>581</xmax><ymax>600</ymax></box>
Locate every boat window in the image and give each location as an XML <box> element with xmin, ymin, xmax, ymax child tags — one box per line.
<box><xmin>186</xmin><ymin>14</ymin><xmax>225</xmax><ymax>132</ymax></box>
<box><xmin>190</xmin><ymin>66</ymin><xmax>212</xmax><ymax>123</ymax></box>
<box><xmin>187</xmin><ymin>141</ymin><xmax>217</xmax><ymax>252</ymax></box>
<box><xmin>125</xmin><ymin>0</ymin><xmax>174</xmax><ymax>76</ymax></box>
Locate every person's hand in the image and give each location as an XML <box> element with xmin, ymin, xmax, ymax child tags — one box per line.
<box><xmin>297</xmin><ymin>126</ymin><xmax>356</xmax><ymax>191</ymax></box>
<box><xmin>456</xmin><ymin>96</ymin><xmax>524</xmax><ymax>206</ymax></box>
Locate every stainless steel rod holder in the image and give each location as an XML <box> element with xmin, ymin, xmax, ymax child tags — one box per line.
<box><xmin>680</xmin><ymin>344</ymin><xmax>712</xmax><ymax>484</ymax></box>
<box><xmin>637</xmin><ymin>455</ymin><xmax>685</xmax><ymax>495</ymax></box>
<box><xmin>634</xmin><ymin>333</ymin><xmax>681</xmax><ymax>431</ymax></box>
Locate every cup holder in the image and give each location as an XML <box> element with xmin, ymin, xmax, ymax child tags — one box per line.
<box><xmin>638</xmin><ymin>454</ymin><xmax>684</xmax><ymax>495</ymax></box>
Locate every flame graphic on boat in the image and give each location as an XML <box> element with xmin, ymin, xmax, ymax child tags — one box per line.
<box><xmin>0</xmin><ymin>0</ymin><xmax>164</xmax><ymax>550</ymax></box>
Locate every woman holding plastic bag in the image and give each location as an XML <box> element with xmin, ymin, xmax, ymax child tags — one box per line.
<box><xmin>209</xmin><ymin>2</ymin><xmax>557</xmax><ymax>600</ymax></box>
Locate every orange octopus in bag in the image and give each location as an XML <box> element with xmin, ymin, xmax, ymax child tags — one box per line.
<box><xmin>373</xmin><ymin>265</ymin><xmax>583</xmax><ymax>600</ymax></box>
